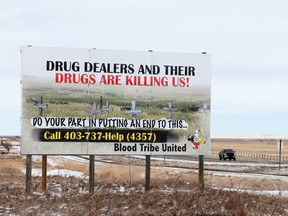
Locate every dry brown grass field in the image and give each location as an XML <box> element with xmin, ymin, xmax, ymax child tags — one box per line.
<box><xmin>1</xmin><ymin>138</ymin><xmax>288</xmax><ymax>215</ymax></box>
<box><xmin>211</xmin><ymin>139</ymin><xmax>288</xmax><ymax>161</ymax></box>
<box><xmin>213</xmin><ymin>140</ymin><xmax>286</xmax><ymax>154</ymax></box>
<box><xmin>1</xmin><ymin>155</ymin><xmax>288</xmax><ymax>215</ymax></box>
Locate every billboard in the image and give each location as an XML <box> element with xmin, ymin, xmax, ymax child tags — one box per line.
<box><xmin>21</xmin><ymin>46</ymin><xmax>211</xmax><ymax>155</ymax></box>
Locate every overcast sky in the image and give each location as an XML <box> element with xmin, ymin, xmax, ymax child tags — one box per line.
<box><xmin>1</xmin><ymin>0</ymin><xmax>287</xmax><ymax>136</ymax></box>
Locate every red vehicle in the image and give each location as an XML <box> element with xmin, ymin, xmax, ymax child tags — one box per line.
<box><xmin>219</xmin><ymin>149</ymin><xmax>236</xmax><ymax>161</ymax></box>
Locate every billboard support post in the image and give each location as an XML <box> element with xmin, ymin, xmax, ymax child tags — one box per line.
<box><xmin>85</xmin><ymin>102</ymin><xmax>102</xmax><ymax>193</ymax></box>
<box><xmin>42</xmin><ymin>155</ymin><xmax>47</xmax><ymax>191</ymax></box>
<box><xmin>197</xmin><ymin>52</ymin><xmax>208</xmax><ymax>191</ymax></box>
<box><xmin>145</xmin><ymin>155</ymin><xmax>151</xmax><ymax>191</ymax></box>
<box><xmin>89</xmin><ymin>155</ymin><xmax>95</xmax><ymax>193</ymax></box>
<box><xmin>26</xmin><ymin>155</ymin><xmax>32</xmax><ymax>193</ymax></box>
<box><xmin>199</xmin><ymin>155</ymin><xmax>204</xmax><ymax>191</ymax></box>
<box><xmin>27</xmin><ymin>96</ymin><xmax>48</xmax><ymax>192</ymax></box>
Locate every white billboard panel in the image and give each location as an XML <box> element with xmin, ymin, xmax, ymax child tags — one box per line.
<box><xmin>21</xmin><ymin>46</ymin><xmax>211</xmax><ymax>155</ymax></box>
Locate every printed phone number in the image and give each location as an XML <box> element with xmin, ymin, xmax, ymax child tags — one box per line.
<box><xmin>41</xmin><ymin>130</ymin><xmax>157</xmax><ymax>142</ymax></box>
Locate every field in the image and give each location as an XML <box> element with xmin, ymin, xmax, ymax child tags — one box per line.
<box><xmin>212</xmin><ymin>138</ymin><xmax>288</xmax><ymax>161</ymax></box>
<box><xmin>0</xmin><ymin>137</ymin><xmax>288</xmax><ymax>215</ymax></box>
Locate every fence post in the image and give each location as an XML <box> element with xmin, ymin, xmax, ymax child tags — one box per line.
<box><xmin>279</xmin><ymin>139</ymin><xmax>282</xmax><ymax>170</ymax></box>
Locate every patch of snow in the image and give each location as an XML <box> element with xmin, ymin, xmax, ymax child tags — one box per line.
<box><xmin>210</xmin><ymin>171</ymin><xmax>288</xmax><ymax>181</ymax></box>
<box><xmin>0</xmin><ymin>205</ymin><xmax>13</xmax><ymax>210</ymax></box>
<box><xmin>59</xmin><ymin>203</ymin><xmax>68</xmax><ymax>209</ymax></box>
<box><xmin>20</xmin><ymin>168</ymin><xmax>85</xmax><ymax>178</ymax></box>
<box><xmin>119</xmin><ymin>186</ymin><xmax>125</xmax><ymax>192</ymax></box>
<box><xmin>214</xmin><ymin>187</ymin><xmax>288</xmax><ymax>198</ymax></box>
<box><xmin>60</xmin><ymin>156</ymin><xmax>105</xmax><ymax>165</ymax></box>
<box><xmin>32</xmin><ymin>155</ymin><xmax>41</xmax><ymax>161</ymax></box>
<box><xmin>47</xmin><ymin>158</ymin><xmax>59</xmax><ymax>167</ymax></box>
<box><xmin>134</xmin><ymin>155</ymin><xmax>288</xmax><ymax>169</ymax></box>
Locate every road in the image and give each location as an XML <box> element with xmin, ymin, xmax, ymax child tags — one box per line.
<box><xmin>156</xmin><ymin>154</ymin><xmax>288</xmax><ymax>165</ymax></box>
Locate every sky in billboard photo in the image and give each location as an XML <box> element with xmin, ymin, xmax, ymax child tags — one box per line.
<box><xmin>0</xmin><ymin>0</ymin><xmax>287</xmax><ymax>136</ymax></box>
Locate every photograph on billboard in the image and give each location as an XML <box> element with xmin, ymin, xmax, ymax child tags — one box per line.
<box><xmin>21</xmin><ymin>46</ymin><xmax>211</xmax><ymax>155</ymax></box>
